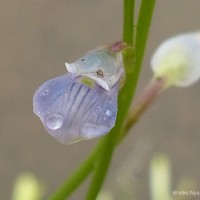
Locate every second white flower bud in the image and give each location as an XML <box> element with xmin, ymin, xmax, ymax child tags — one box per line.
<box><xmin>151</xmin><ymin>32</ymin><xmax>200</xmax><ymax>87</ymax></box>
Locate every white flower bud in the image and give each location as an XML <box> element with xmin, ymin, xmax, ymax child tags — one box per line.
<box><xmin>151</xmin><ymin>32</ymin><xmax>200</xmax><ymax>87</ymax></box>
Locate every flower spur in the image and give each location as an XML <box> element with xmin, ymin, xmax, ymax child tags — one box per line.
<box><xmin>33</xmin><ymin>46</ymin><xmax>124</xmax><ymax>144</ymax></box>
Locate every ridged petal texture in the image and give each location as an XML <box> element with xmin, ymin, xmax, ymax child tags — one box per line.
<box><xmin>33</xmin><ymin>73</ymin><xmax>118</xmax><ymax>144</ymax></box>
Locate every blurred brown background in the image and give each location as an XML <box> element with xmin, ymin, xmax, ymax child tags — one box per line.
<box><xmin>1</xmin><ymin>0</ymin><xmax>200</xmax><ymax>199</ymax></box>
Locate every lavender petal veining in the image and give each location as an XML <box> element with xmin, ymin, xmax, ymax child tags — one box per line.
<box><xmin>33</xmin><ymin>73</ymin><xmax>119</xmax><ymax>144</ymax></box>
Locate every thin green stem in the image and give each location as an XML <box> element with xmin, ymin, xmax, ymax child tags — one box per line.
<box><xmin>84</xmin><ymin>134</ymin><xmax>115</xmax><ymax>200</ymax></box>
<box><xmin>48</xmin><ymin>141</ymin><xmax>103</xmax><ymax>200</ymax></box>
<box><xmin>84</xmin><ymin>0</ymin><xmax>136</xmax><ymax>199</ymax></box>
<box><xmin>135</xmin><ymin>0</ymin><xmax>156</xmax><ymax>77</ymax></box>
<box><xmin>123</xmin><ymin>0</ymin><xmax>135</xmax><ymax>45</ymax></box>
<box><xmin>118</xmin><ymin>0</ymin><xmax>157</xmax><ymax>140</ymax></box>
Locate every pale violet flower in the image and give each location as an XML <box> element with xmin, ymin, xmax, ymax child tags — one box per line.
<box><xmin>151</xmin><ymin>32</ymin><xmax>200</xmax><ymax>87</ymax></box>
<box><xmin>33</xmin><ymin>47</ymin><xmax>124</xmax><ymax>144</ymax></box>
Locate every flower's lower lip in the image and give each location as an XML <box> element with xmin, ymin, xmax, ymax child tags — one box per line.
<box><xmin>33</xmin><ymin>73</ymin><xmax>118</xmax><ymax>144</ymax></box>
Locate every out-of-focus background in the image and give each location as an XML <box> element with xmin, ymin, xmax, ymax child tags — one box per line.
<box><xmin>1</xmin><ymin>0</ymin><xmax>200</xmax><ymax>199</ymax></box>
